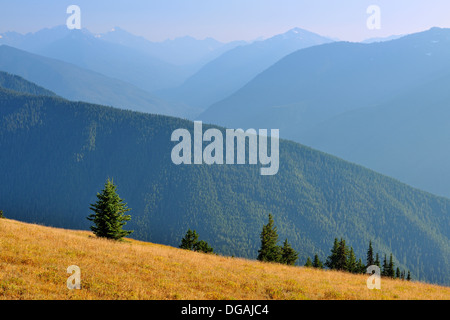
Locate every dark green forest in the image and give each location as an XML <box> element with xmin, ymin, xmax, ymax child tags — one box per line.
<box><xmin>0</xmin><ymin>85</ymin><xmax>449</xmax><ymax>285</ymax></box>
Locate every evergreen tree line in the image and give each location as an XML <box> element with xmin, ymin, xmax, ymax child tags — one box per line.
<box><xmin>180</xmin><ymin>213</ymin><xmax>299</xmax><ymax>263</ymax></box>
<box><xmin>178</xmin><ymin>214</ymin><xmax>413</xmax><ymax>283</ymax></box>
<box><xmin>305</xmin><ymin>239</ymin><xmax>411</xmax><ymax>281</ymax></box>
<box><xmin>86</xmin><ymin>180</ymin><xmax>411</xmax><ymax>282</ymax></box>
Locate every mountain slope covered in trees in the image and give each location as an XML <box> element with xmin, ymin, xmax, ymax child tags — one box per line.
<box><xmin>0</xmin><ymin>71</ymin><xmax>57</xmax><ymax>97</ymax></box>
<box><xmin>0</xmin><ymin>86</ymin><xmax>449</xmax><ymax>285</ymax></box>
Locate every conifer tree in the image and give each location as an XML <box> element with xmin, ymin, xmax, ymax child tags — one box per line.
<box><xmin>194</xmin><ymin>239</ymin><xmax>214</xmax><ymax>253</ymax></box>
<box><xmin>366</xmin><ymin>240</ymin><xmax>374</xmax><ymax>267</ymax></box>
<box><xmin>180</xmin><ymin>229</ymin><xmax>214</xmax><ymax>253</ymax></box>
<box><xmin>407</xmin><ymin>271</ymin><xmax>411</xmax><ymax>281</ymax></box>
<box><xmin>180</xmin><ymin>229</ymin><xmax>199</xmax><ymax>250</ymax></box>
<box><xmin>356</xmin><ymin>258</ymin><xmax>366</xmax><ymax>274</ymax></box>
<box><xmin>304</xmin><ymin>257</ymin><xmax>313</xmax><ymax>267</ymax></box>
<box><xmin>325</xmin><ymin>238</ymin><xmax>339</xmax><ymax>270</ymax></box>
<box><xmin>257</xmin><ymin>214</ymin><xmax>281</xmax><ymax>263</ymax></box>
<box><xmin>336</xmin><ymin>238</ymin><xmax>348</xmax><ymax>271</ymax></box>
<box><xmin>382</xmin><ymin>254</ymin><xmax>388</xmax><ymax>276</ymax></box>
<box><xmin>374</xmin><ymin>253</ymin><xmax>381</xmax><ymax>268</ymax></box>
<box><xmin>87</xmin><ymin>178</ymin><xmax>133</xmax><ymax>240</ymax></box>
<box><xmin>346</xmin><ymin>246</ymin><xmax>357</xmax><ymax>273</ymax></box>
<box><xmin>313</xmin><ymin>254</ymin><xmax>323</xmax><ymax>269</ymax></box>
<box><xmin>396</xmin><ymin>267</ymin><xmax>401</xmax><ymax>279</ymax></box>
<box><xmin>388</xmin><ymin>253</ymin><xmax>395</xmax><ymax>278</ymax></box>
<box><xmin>280</xmin><ymin>239</ymin><xmax>298</xmax><ymax>265</ymax></box>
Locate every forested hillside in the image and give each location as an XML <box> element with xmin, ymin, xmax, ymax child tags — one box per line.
<box><xmin>0</xmin><ymin>71</ymin><xmax>56</xmax><ymax>97</ymax></box>
<box><xmin>0</xmin><ymin>87</ymin><xmax>449</xmax><ymax>285</ymax></box>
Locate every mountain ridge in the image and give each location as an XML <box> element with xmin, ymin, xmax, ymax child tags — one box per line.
<box><xmin>199</xmin><ymin>27</ymin><xmax>450</xmax><ymax>197</ymax></box>
<box><xmin>0</xmin><ymin>45</ymin><xmax>196</xmax><ymax>117</ymax></box>
<box><xmin>158</xmin><ymin>27</ymin><xmax>334</xmax><ymax>114</ymax></box>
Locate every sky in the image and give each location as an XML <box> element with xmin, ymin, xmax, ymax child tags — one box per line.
<box><xmin>1</xmin><ymin>0</ymin><xmax>450</xmax><ymax>42</ymax></box>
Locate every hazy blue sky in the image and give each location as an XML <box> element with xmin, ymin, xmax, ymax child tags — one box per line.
<box><xmin>1</xmin><ymin>0</ymin><xmax>450</xmax><ymax>42</ymax></box>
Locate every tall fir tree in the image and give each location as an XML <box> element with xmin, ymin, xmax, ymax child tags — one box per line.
<box><xmin>87</xmin><ymin>178</ymin><xmax>133</xmax><ymax>240</ymax></box>
<box><xmin>396</xmin><ymin>267</ymin><xmax>401</xmax><ymax>279</ymax></box>
<box><xmin>346</xmin><ymin>246</ymin><xmax>357</xmax><ymax>273</ymax></box>
<box><xmin>366</xmin><ymin>240</ymin><xmax>374</xmax><ymax>267</ymax></box>
<box><xmin>313</xmin><ymin>254</ymin><xmax>324</xmax><ymax>269</ymax></box>
<box><xmin>388</xmin><ymin>253</ymin><xmax>395</xmax><ymax>278</ymax></box>
<box><xmin>407</xmin><ymin>271</ymin><xmax>411</xmax><ymax>281</ymax></box>
<box><xmin>280</xmin><ymin>239</ymin><xmax>298</xmax><ymax>265</ymax></box>
<box><xmin>382</xmin><ymin>254</ymin><xmax>388</xmax><ymax>276</ymax></box>
<box><xmin>257</xmin><ymin>214</ymin><xmax>281</xmax><ymax>263</ymax></box>
<box><xmin>325</xmin><ymin>238</ymin><xmax>339</xmax><ymax>270</ymax></box>
<box><xmin>336</xmin><ymin>238</ymin><xmax>348</xmax><ymax>271</ymax></box>
<box><xmin>374</xmin><ymin>253</ymin><xmax>381</xmax><ymax>268</ymax></box>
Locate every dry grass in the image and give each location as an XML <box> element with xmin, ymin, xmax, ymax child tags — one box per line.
<box><xmin>0</xmin><ymin>218</ymin><xmax>449</xmax><ymax>300</ymax></box>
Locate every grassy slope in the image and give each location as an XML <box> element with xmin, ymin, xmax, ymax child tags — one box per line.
<box><xmin>0</xmin><ymin>218</ymin><xmax>448</xmax><ymax>300</ymax></box>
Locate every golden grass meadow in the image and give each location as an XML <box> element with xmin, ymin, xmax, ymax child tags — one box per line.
<box><xmin>0</xmin><ymin>218</ymin><xmax>449</xmax><ymax>300</ymax></box>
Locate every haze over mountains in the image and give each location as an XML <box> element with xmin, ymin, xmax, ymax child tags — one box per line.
<box><xmin>0</xmin><ymin>79</ymin><xmax>449</xmax><ymax>285</ymax></box>
<box><xmin>200</xmin><ymin>27</ymin><xmax>450</xmax><ymax>198</ymax></box>
<box><xmin>0</xmin><ymin>45</ymin><xmax>180</xmax><ymax>116</ymax></box>
<box><xmin>0</xmin><ymin>25</ymin><xmax>246</xmax><ymax>93</ymax></box>
<box><xmin>0</xmin><ymin>25</ymin><xmax>336</xmax><ymax>118</ymax></box>
<box><xmin>100</xmin><ymin>26</ymin><xmax>247</xmax><ymax>67</ymax></box>
<box><xmin>160</xmin><ymin>28</ymin><xmax>334</xmax><ymax>112</ymax></box>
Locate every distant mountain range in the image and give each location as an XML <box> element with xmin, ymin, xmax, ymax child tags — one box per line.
<box><xmin>99</xmin><ymin>27</ymin><xmax>247</xmax><ymax>67</ymax></box>
<box><xmin>0</xmin><ymin>26</ymin><xmax>336</xmax><ymax>118</ymax></box>
<box><xmin>0</xmin><ymin>26</ymin><xmax>246</xmax><ymax>93</ymax></box>
<box><xmin>159</xmin><ymin>28</ymin><xmax>334</xmax><ymax>113</ymax></box>
<box><xmin>0</xmin><ymin>45</ymin><xmax>190</xmax><ymax>116</ymax></box>
<box><xmin>4</xmin><ymin>27</ymin><xmax>189</xmax><ymax>93</ymax></box>
<box><xmin>362</xmin><ymin>34</ymin><xmax>405</xmax><ymax>43</ymax></box>
<box><xmin>1</xmin><ymin>77</ymin><xmax>449</xmax><ymax>285</ymax></box>
<box><xmin>200</xmin><ymin>27</ymin><xmax>450</xmax><ymax>198</ymax></box>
